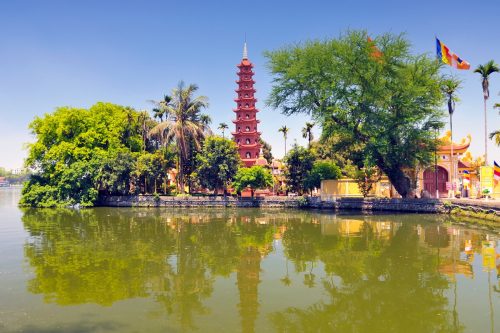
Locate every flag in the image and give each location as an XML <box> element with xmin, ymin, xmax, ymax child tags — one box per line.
<box><xmin>494</xmin><ymin>161</ymin><xmax>500</xmax><ymax>181</ymax></box>
<box><xmin>463</xmin><ymin>170</ymin><xmax>470</xmax><ymax>181</ymax></box>
<box><xmin>436</xmin><ymin>38</ymin><xmax>470</xmax><ymax>70</ymax></box>
<box><xmin>368</xmin><ymin>37</ymin><xmax>383</xmax><ymax>60</ymax></box>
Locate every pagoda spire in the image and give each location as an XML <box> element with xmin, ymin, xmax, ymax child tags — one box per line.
<box><xmin>243</xmin><ymin>42</ymin><xmax>248</xmax><ymax>60</ymax></box>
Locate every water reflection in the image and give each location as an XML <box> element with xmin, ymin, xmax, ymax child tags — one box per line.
<box><xmin>21</xmin><ymin>208</ymin><xmax>499</xmax><ymax>332</ymax></box>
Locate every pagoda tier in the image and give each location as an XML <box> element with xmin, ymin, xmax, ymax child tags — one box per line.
<box><xmin>232</xmin><ymin>43</ymin><xmax>262</xmax><ymax>167</ymax></box>
<box><xmin>232</xmin><ymin>119</ymin><xmax>260</xmax><ymax>124</ymax></box>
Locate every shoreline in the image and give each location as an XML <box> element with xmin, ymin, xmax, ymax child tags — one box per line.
<box><xmin>98</xmin><ymin>195</ymin><xmax>500</xmax><ymax>224</ymax></box>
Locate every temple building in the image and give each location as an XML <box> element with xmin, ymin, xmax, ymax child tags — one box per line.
<box><xmin>419</xmin><ymin>131</ymin><xmax>477</xmax><ymax>198</ymax></box>
<box><xmin>232</xmin><ymin>43</ymin><xmax>262</xmax><ymax>167</ymax></box>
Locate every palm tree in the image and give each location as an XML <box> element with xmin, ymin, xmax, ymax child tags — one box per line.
<box><xmin>441</xmin><ymin>78</ymin><xmax>461</xmax><ymax>195</ymax></box>
<box><xmin>151</xmin><ymin>95</ymin><xmax>171</xmax><ymax>122</ymax></box>
<box><xmin>301</xmin><ymin>122</ymin><xmax>314</xmax><ymax>148</ymax></box>
<box><xmin>218</xmin><ymin>122</ymin><xmax>229</xmax><ymax>139</ymax></box>
<box><xmin>474</xmin><ymin>61</ymin><xmax>499</xmax><ymax>165</ymax></box>
<box><xmin>278</xmin><ymin>125</ymin><xmax>289</xmax><ymax>156</ymax></box>
<box><xmin>489</xmin><ymin>103</ymin><xmax>500</xmax><ymax>146</ymax></box>
<box><xmin>149</xmin><ymin>81</ymin><xmax>210</xmax><ymax>194</ymax></box>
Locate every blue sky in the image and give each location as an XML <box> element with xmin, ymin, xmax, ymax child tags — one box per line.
<box><xmin>1</xmin><ymin>0</ymin><xmax>500</xmax><ymax>169</ymax></box>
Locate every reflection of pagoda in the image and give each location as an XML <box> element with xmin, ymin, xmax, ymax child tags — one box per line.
<box><xmin>237</xmin><ymin>246</ymin><xmax>261</xmax><ymax>333</ymax></box>
<box><xmin>232</xmin><ymin>43</ymin><xmax>262</xmax><ymax>167</ymax></box>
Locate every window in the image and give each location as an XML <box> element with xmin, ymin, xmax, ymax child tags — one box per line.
<box><xmin>238</xmin><ymin>127</ymin><xmax>241</xmax><ymax>132</ymax></box>
<box><xmin>245</xmin><ymin>114</ymin><xmax>249</xmax><ymax>119</ymax></box>
<box><xmin>246</xmin><ymin>138</ymin><xmax>251</xmax><ymax>144</ymax></box>
<box><xmin>245</xmin><ymin>126</ymin><xmax>250</xmax><ymax>132</ymax></box>
<box><xmin>255</xmin><ymin>153</ymin><xmax>259</xmax><ymax>158</ymax></box>
<box><xmin>237</xmin><ymin>139</ymin><xmax>240</xmax><ymax>144</ymax></box>
<box><xmin>246</xmin><ymin>152</ymin><xmax>251</xmax><ymax>158</ymax></box>
<box><xmin>245</xmin><ymin>94</ymin><xmax>248</xmax><ymax>98</ymax></box>
<box><xmin>245</xmin><ymin>103</ymin><xmax>249</xmax><ymax>108</ymax></box>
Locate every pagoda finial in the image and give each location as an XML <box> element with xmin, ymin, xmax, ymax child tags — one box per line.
<box><xmin>243</xmin><ymin>41</ymin><xmax>248</xmax><ymax>60</ymax></box>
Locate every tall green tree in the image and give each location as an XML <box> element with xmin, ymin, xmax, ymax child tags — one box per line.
<box><xmin>232</xmin><ymin>166</ymin><xmax>273</xmax><ymax>197</ymax></box>
<box><xmin>151</xmin><ymin>95</ymin><xmax>171</xmax><ymax>122</ymax></box>
<box><xmin>304</xmin><ymin>160</ymin><xmax>341</xmax><ymax>192</ymax></box>
<box><xmin>278</xmin><ymin>125</ymin><xmax>290</xmax><ymax>155</ymax></box>
<box><xmin>302</xmin><ymin>122</ymin><xmax>314</xmax><ymax>148</ymax></box>
<box><xmin>218</xmin><ymin>122</ymin><xmax>229</xmax><ymax>139</ymax></box>
<box><xmin>149</xmin><ymin>81</ymin><xmax>210</xmax><ymax>193</ymax></box>
<box><xmin>266</xmin><ymin>31</ymin><xmax>446</xmax><ymax>197</ymax></box>
<box><xmin>474</xmin><ymin>60</ymin><xmax>500</xmax><ymax>164</ymax></box>
<box><xmin>21</xmin><ymin>103</ymin><xmax>150</xmax><ymax>207</ymax></box>
<box><xmin>196</xmin><ymin>136</ymin><xmax>241</xmax><ymax>194</ymax></box>
<box><xmin>284</xmin><ymin>144</ymin><xmax>315</xmax><ymax>194</ymax></box>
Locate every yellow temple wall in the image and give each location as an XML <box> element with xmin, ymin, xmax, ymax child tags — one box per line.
<box><xmin>320</xmin><ymin>177</ymin><xmax>394</xmax><ymax>199</ymax></box>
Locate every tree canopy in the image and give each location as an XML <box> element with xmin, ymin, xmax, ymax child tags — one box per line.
<box><xmin>266</xmin><ymin>31</ymin><xmax>446</xmax><ymax>197</ymax></box>
<box><xmin>232</xmin><ymin>166</ymin><xmax>273</xmax><ymax>196</ymax></box>
<box><xmin>284</xmin><ymin>144</ymin><xmax>315</xmax><ymax>194</ymax></box>
<box><xmin>21</xmin><ymin>103</ymin><xmax>160</xmax><ymax>207</ymax></box>
<box><xmin>196</xmin><ymin>136</ymin><xmax>241</xmax><ymax>193</ymax></box>
<box><xmin>304</xmin><ymin>160</ymin><xmax>341</xmax><ymax>192</ymax></box>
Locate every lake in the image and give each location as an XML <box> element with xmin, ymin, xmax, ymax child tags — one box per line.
<box><xmin>0</xmin><ymin>188</ymin><xmax>499</xmax><ymax>332</ymax></box>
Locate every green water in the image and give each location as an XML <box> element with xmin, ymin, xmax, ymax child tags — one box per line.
<box><xmin>0</xmin><ymin>189</ymin><xmax>499</xmax><ymax>333</ymax></box>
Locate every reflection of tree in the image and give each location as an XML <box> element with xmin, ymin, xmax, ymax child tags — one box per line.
<box><xmin>271</xmin><ymin>224</ymin><xmax>464</xmax><ymax>333</ymax></box>
<box><xmin>22</xmin><ymin>208</ymin><xmax>177</xmax><ymax>306</ymax></box>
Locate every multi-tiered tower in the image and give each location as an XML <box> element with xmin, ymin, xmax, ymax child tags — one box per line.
<box><xmin>232</xmin><ymin>43</ymin><xmax>261</xmax><ymax>167</ymax></box>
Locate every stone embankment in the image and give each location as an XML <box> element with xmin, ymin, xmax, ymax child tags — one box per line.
<box><xmin>440</xmin><ymin>198</ymin><xmax>500</xmax><ymax>224</ymax></box>
<box><xmin>99</xmin><ymin>195</ymin><xmax>302</xmax><ymax>208</ymax></box>
<box><xmin>101</xmin><ymin>195</ymin><xmax>498</xmax><ymax>213</ymax></box>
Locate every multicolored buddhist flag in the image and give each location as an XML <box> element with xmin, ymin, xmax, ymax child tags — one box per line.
<box><xmin>368</xmin><ymin>37</ymin><xmax>383</xmax><ymax>60</ymax></box>
<box><xmin>436</xmin><ymin>38</ymin><xmax>470</xmax><ymax>70</ymax></box>
<box><xmin>494</xmin><ymin>161</ymin><xmax>500</xmax><ymax>180</ymax></box>
<box><xmin>463</xmin><ymin>170</ymin><xmax>470</xmax><ymax>181</ymax></box>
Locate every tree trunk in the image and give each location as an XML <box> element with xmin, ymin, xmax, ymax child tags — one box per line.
<box><xmin>383</xmin><ymin>167</ymin><xmax>412</xmax><ymax>198</ymax></box>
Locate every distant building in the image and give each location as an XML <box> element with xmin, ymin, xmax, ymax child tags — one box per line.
<box><xmin>0</xmin><ymin>177</ymin><xmax>10</xmax><ymax>187</ymax></box>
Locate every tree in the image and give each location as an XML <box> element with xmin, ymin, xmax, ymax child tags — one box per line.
<box><xmin>196</xmin><ymin>136</ymin><xmax>241</xmax><ymax>194</ymax></box>
<box><xmin>441</xmin><ymin>78</ymin><xmax>461</xmax><ymax>190</ymax></box>
<box><xmin>259</xmin><ymin>138</ymin><xmax>273</xmax><ymax>164</ymax></box>
<box><xmin>149</xmin><ymin>81</ymin><xmax>210</xmax><ymax>194</ymax></box>
<box><xmin>98</xmin><ymin>150</ymin><xmax>137</xmax><ymax>195</ymax></box>
<box><xmin>302</xmin><ymin>122</ymin><xmax>314</xmax><ymax>148</ymax></box>
<box><xmin>354</xmin><ymin>166</ymin><xmax>381</xmax><ymax>197</ymax></box>
<box><xmin>21</xmin><ymin>103</ymin><xmax>151</xmax><ymax>207</ymax></box>
<box><xmin>278</xmin><ymin>126</ymin><xmax>289</xmax><ymax>155</ymax></box>
<box><xmin>151</xmin><ymin>95</ymin><xmax>171</xmax><ymax>122</ymax></box>
<box><xmin>488</xmin><ymin>103</ymin><xmax>500</xmax><ymax>146</ymax></box>
<box><xmin>266</xmin><ymin>31</ymin><xmax>445</xmax><ymax>197</ymax></box>
<box><xmin>304</xmin><ymin>160</ymin><xmax>341</xmax><ymax>192</ymax></box>
<box><xmin>284</xmin><ymin>144</ymin><xmax>315</xmax><ymax>194</ymax></box>
<box><xmin>232</xmin><ymin>166</ymin><xmax>273</xmax><ymax>197</ymax></box>
<box><xmin>474</xmin><ymin>60</ymin><xmax>499</xmax><ymax>165</ymax></box>
<box><xmin>218</xmin><ymin>122</ymin><xmax>229</xmax><ymax>139</ymax></box>
<box><xmin>134</xmin><ymin>150</ymin><xmax>174</xmax><ymax>194</ymax></box>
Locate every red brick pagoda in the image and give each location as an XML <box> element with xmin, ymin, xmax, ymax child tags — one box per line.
<box><xmin>232</xmin><ymin>43</ymin><xmax>262</xmax><ymax>167</ymax></box>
